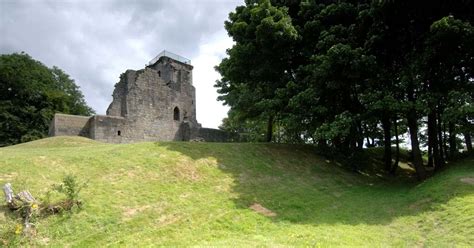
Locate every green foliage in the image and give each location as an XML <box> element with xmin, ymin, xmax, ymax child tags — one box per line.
<box><xmin>315</xmin><ymin>111</ymin><xmax>353</xmax><ymax>141</ymax></box>
<box><xmin>0</xmin><ymin>52</ymin><xmax>94</xmax><ymax>147</ymax></box>
<box><xmin>216</xmin><ymin>0</ymin><xmax>299</xmax><ymax>141</ymax></box>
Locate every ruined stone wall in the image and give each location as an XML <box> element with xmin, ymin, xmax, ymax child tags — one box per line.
<box><xmin>106</xmin><ymin>70</ymin><xmax>138</xmax><ymax>117</ymax></box>
<box><xmin>197</xmin><ymin>128</ymin><xmax>233</xmax><ymax>142</ymax></box>
<box><xmin>104</xmin><ymin>56</ymin><xmax>199</xmax><ymax>142</ymax></box>
<box><xmin>48</xmin><ymin>113</ymin><xmax>91</xmax><ymax>137</ymax></box>
<box><xmin>147</xmin><ymin>57</ymin><xmax>196</xmax><ymax>124</ymax></box>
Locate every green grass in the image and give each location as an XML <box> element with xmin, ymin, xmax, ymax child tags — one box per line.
<box><xmin>1</xmin><ymin>136</ymin><xmax>473</xmax><ymax>247</ymax></box>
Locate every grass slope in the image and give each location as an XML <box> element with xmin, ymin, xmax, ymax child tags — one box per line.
<box><xmin>1</xmin><ymin>136</ymin><xmax>473</xmax><ymax>247</ymax></box>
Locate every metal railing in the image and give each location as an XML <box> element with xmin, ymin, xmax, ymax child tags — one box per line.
<box><xmin>147</xmin><ymin>50</ymin><xmax>191</xmax><ymax>66</ymax></box>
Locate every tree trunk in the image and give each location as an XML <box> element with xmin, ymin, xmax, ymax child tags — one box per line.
<box><xmin>318</xmin><ymin>139</ymin><xmax>327</xmax><ymax>148</ymax></box>
<box><xmin>3</xmin><ymin>183</ymin><xmax>38</xmax><ymax>234</ymax></box>
<box><xmin>465</xmin><ymin>132</ymin><xmax>473</xmax><ymax>153</ymax></box>
<box><xmin>407</xmin><ymin>111</ymin><xmax>426</xmax><ymax>180</ymax></box>
<box><xmin>463</xmin><ymin>118</ymin><xmax>472</xmax><ymax>153</ymax></box>
<box><xmin>428</xmin><ymin>112</ymin><xmax>441</xmax><ymax>170</ymax></box>
<box><xmin>443</xmin><ymin>122</ymin><xmax>448</xmax><ymax>160</ymax></box>
<box><xmin>427</xmin><ymin>112</ymin><xmax>435</xmax><ymax>167</ymax></box>
<box><xmin>266</xmin><ymin>115</ymin><xmax>274</xmax><ymax>142</ymax></box>
<box><xmin>448</xmin><ymin>122</ymin><xmax>456</xmax><ymax>158</ymax></box>
<box><xmin>381</xmin><ymin>115</ymin><xmax>392</xmax><ymax>172</ymax></box>
<box><xmin>356</xmin><ymin>121</ymin><xmax>364</xmax><ymax>150</ymax></box>
<box><xmin>309</xmin><ymin>134</ymin><xmax>317</xmax><ymax>144</ymax></box>
<box><xmin>348</xmin><ymin>122</ymin><xmax>358</xmax><ymax>151</ymax></box>
<box><xmin>427</xmin><ymin>144</ymin><xmax>433</xmax><ymax>168</ymax></box>
<box><xmin>437</xmin><ymin>111</ymin><xmax>446</xmax><ymax>167</ymax></box>
<box><xmin>3</xmin><ymin>183</ymin><xmax>14</xmax><ymax>208</ymax></box>
<box><xmin>391</xmin><ymin>117</ymin><xmax>400</xmax><ymax>175</ymax></box>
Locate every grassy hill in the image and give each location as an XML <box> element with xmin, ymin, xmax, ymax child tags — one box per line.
<box><xmin>1</xmin><ymin>136</ymin><xmax>473</xmax><ymax>247</ymax></box>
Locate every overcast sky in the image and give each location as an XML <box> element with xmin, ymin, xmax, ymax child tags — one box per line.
<box><xmin>0</xmin><ymin>0</ymin><xmax>243</xmax><ymax>128</ymax></box>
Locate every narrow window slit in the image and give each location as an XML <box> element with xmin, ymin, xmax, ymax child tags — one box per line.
<box><xmin>173</xmin><ymin>107</ymin><xmax>180</xmax><ymax>121</ymax></box>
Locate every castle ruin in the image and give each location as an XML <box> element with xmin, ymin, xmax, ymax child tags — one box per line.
<box><xmin>49</xmin><ymin>51</ymin><xmax>229</xmax><ymax>143</ymax></box>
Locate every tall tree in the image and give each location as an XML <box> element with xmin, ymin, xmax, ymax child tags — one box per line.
<box><xmin>215</xmin><ymin>0</ymin><xmax>298</xmax><ymax>142</ymax></box>
<box><xmin>421</xmin><ymin>16</ymin><xmax>474</xmax><ymax>163</ymax></box>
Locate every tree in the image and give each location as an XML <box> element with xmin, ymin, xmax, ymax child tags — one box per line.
<box><xmin>364</xmin><ymin>0</ymin><xmax>473</xmax><ymax>178</ymax></box>
<box><xmin>302</xmin><ymin>44</ymin><xmax>374</xmax><ymax>153</ymax></box>
<box><xmin>216</xmin><ymin>0</ymin><xmax>473</xmax><ymax>180</ymax></box>
<box><xmin>215</xmin><ymin>0</ymin><xmax>298</xmax><ymax>142</ymax></box>
<box><xmin>0</xmin><ymin>53</ymin><xmax>94</xmax><ymax>146</ymax></box>
<box><xmin>420</xmin><ymin>16</ymin><xmax>474</xmax><ymax>163</ymax></box>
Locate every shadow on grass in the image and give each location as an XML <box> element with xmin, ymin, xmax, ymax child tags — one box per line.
<box><xmin>159</xmin><ymin>142</ymin><xmax>474</xmax><ymax>226</ymax></box>
<box><xmin>0</xmin><ymin>205</ymin><xmax>19</xmax><ymax>222</ymax></box>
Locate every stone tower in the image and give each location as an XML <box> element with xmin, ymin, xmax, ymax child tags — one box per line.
<box><xmin>105</xmin><ymin>51</ymin><xmax>200</xmax><ymax>142</ymax></box>
<box><xmin>49</xmin><ymin>50</ymin><xmax>231</xmax><ymax>143</ymax></box>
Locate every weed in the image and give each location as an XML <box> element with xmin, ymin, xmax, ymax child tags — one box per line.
<box><xmin>49</xmin><ymin>174</ymin><xmax>88</xmax><ymax>212</ymax></box>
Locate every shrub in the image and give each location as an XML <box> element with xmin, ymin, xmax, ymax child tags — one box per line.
<box><xmin>50</xmin><ymin>174</ymin><xmax>87</xmax><ymax>212</ymax></box>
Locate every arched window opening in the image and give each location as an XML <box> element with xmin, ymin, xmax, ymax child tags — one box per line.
<box><xmin>117</xmin><ymin>130</ymin><xmax>121</xmax><ymax>136</ymax></box>
<box><xmin>173</xmin><ymin>107</ymin><xmax>180</xmax><ymax>121</ymax></box>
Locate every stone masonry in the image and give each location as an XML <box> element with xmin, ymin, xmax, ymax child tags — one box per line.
<box><xmin>49</xmin><ymin>51</ymin><xmax>231</xmax><ymax>143</ymax></box>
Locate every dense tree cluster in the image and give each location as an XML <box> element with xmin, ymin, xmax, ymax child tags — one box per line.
<box><xmin>0</xmin><ymin>53</ymin><xmax>94</xmax><ymax>146</ymax></box>
<box><xmin>216</xmin><ymin>0</ymin><xmax>473</xmax><ymax>179</ymax></box>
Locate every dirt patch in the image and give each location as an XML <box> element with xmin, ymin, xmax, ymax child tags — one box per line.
<box><xmin>409</xmin><ymin>198</ymin><xmax>432</xmax><ymax>210</ymax></box>
<box><xmin>33</xmin><ymin>157</ymin><xmax>61</xmax><ymax>167</ymax></box>
<box><xmin>0</xmin><ymin>172</ymin><xmax>17</xmax><ymax>181</ymax></box>
<box><xmin>250</xmin><ymin>203</ymin><xmax>277</xmax><ymax>217</ymax></box>
<box><xmin>123</xmin><ymin>205</ymin><xmax>151</xmax><ymax>219</ymax></box>
<box><xmin>197</xmin><ymin>158</ymin><xmax>218</xmax><ymax>167</ymax></box>
<box><xmin>460</xmin><ymin>177</ymin><xmax>474</xmax><ymax>185</ymax></box>
<box><xmin>154</xmin><ymin>214</ymin><xmax>181</xmax><ymax>227</ymax></box>
<box><xmin>173</xmin><ymin>160</ymin><xmax>200</xmax><ymax>181</ymax></box>
<box><xmin>38</xmin><ymin>237</ymin><xmax>50</xmax><ymax>246</ymax></box>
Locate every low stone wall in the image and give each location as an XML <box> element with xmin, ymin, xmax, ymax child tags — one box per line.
<box><xmin>48</xmin><ymin>113</ymin><xmax>92</xmax><ymax>137</ymax></box>
<box><xmin>197</xmin><ymin>128</ymin><xmax>233</xmax><ymax>142</ymax></box>
<box><xmin>90</xmin><ymin>115</ymin><xmax>127</xmax><ymax>143</ymax></box>
<box><xmin>49</xmin><ymin>114</ymin><xmax>236</xmax><ymax>143</ymax></box>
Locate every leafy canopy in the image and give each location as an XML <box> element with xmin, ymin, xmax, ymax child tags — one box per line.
<box><xmin>0</xmin><ymin>52</ymin><xmax>94</xmax><ymax>146</ymax></box>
